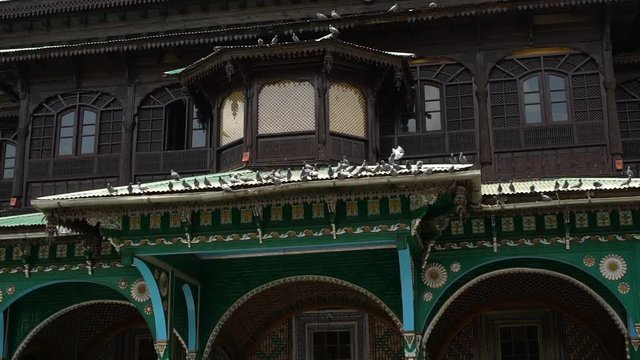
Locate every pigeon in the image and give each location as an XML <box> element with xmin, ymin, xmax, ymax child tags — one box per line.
<box><xmin>328</xmin><ymin>166</ymin><xmax>335</xmax><ymax>178</ymax></box>
<box><xmin>388</xmin><ymin>3</ymin><xmax>399</xmax><ymax>12</ymax></box>
<box><xmin>182</xmin><ymin>179</ymin><xmax>192</xmax><ymax>189</ymax></box>
<box><xmin>530</xmin><ymin>184</ymin><xmax>535</xmax><ymax>192</ymax></box>
<box><xmin>449</xmin><ymin>153</ymin><xmax>457</xmax><ymax>164</ymax></box>
<box><xmin>428</xmin><ymin>1</ymin><xmax>438</xmax><ymax>8</ymax></box>
<box><xmin>423</xmin><ymin>167</ymin><xmax>433</xmax><ymax>175</ymax></box>
<box><xmin>554</xmin><ymin>180</ymin><xmax>560</xmax><ymax>191</ymax></box>
<box><xmin>541</xmin><ymin>193</ymin><xmax>553</xmax><ymax>202</ymax></box>
<box><xmin>271</xmin><ymin>35</ymin><xmax>278</xmax><ymax>45</ymax></box>
<box><xmin>627</xmin><ymin>166</ymin><xmax>634</xmax><ymax>178</ymax></box>
<box><xmin>389</xmin><ymin>146</ymin><xmax>405</xmax><ymax>163</ymax></box>
<box><xmin>372</xmin><ymin>162</ymin><xmax>381</xmax><ymax>173</ymax></box>
<box><xmin>220</xmin><ymin>182</ymin><xmax>233</xmax><ymax>192</ymax></box>
<box><xmin>447</xmin><ymin>165</ymin><xmax>455</xmax><ymax>173</ymax></box>
<box><xmin>127</xmin><ymin>183</ymin><xmax>133</xmax><ymax>194</ymax></box>
<box><xmin>570</xmin><ymin>179</ymin><xmax>583</xmax><ymax>189</ymax></box>
<box><xmin>497</xmin><ymin>184</ymin><xmax>503</xmax><ymax>193</ymax></box>
<box><xmin>292</xmin><ymin>32</ymin><xmax>300</xmax><ymax>42</ymax></box>
<box><xmin>329</xmin><ymin>25</ymin><xmax>340</xmax><ymax>36</ymax></box>
<box><xmin>411</xmin><ymin>166</ymin><xmax>420</xmax><ymax>176</ymax></box>
<box><xmin>256</xmin><ymin>171</ymin><xmax>263</xmax><ymax>183</ymax></box>
<box><xmin>219</xmin><ymin>177</ymin><xmax>229</xmax><ymax>185</ymax></box>
<box><xmin>193</xmin><ymin>178</ymin><xmax>200</xmax><ymax>188</ymax></box>
<box><xmin>258</xmin><ymin>38</ymin><xmax>264</xmax><ymax>45</ymax></box>
<box><xmin>317</xmin><ymin>12</ymin><xmax>329</xmax><ymax>20</ymax></box>
<box><xmin>416</xmin><ymin>160</ymin><xmax>423</xmax><ymax>169</ymax></box>
<box><xmin>342</xmin><ymin>155</ymin><xmax>350</xmax><ymax>167</ymax></box>
<box><xmin>331</xmin><ymin>10</ymin><xmax>340</xmax><ymax>18</ymax></box>
<box><xmin>353</xmin><ymin>160</ymin><xmax>368</xmax><ymax>177</ymax></box>
<box><xmin>315</xmin><ymin>33</ymin><xmax>334</xmax><ymax>42</ymax></box>
<box><xmin>204</xmin><ymin>177</ymin><xmax>212</xmax><ymax>187</ymax></box>
<box><xmin>272</xmin><ymin>176</ymin><xmax>283</xmax><ymax>185</ymax></box>
<box><xmin>593</xmin><ymin>181</ymin><xmax>602</xmax><ymax>188</ymax></box>
<box><xmin>621</xmin><ymin>177</ymin><xmax>632</xmax><ymax>186</ymax></box>
<box><xmin>458</xmin><ymin>152</ymin><xmax>468</xmax><ymax>165</ymax></box>
<box><xmin>170</xmin><ymin>169</ymin><xmax>181</xmax><ymax>180</ymax></box>
<box><xmin>562</xmin><ymin>180</ymin><xmax>569</xmax><ymax>189</ymax></box>
<box><xmin>237</xmin><ymin>174</ymin><xmax>253</xmax><ymax>182</ymax></box>
<box><xmin>508</xmin><ymin>180</ymin><xmax>515</xmax><ymax>192</ymax></box>
<box><xmin>390</xmin><ymin>167</ymin><xmax>399</xmax><ymax>176</ymax></box>
<box><xmin>107</xmin><ymin>183</ymin><xmax>118</xmax><ymax>194</ymax></box>
<box><xmin>168</xmin><ymin>181</ymin><xmax>174</xmax><ymax>191</ymax></box>
<box><xmin>286</xmin><ymin>168</ymin><xmax>292</xmax><ymax>181</ymax></box>
<box><xmin>137</xmin><ymin>182</ymin><xmax>149</xmax><ymax>192</ymax></box>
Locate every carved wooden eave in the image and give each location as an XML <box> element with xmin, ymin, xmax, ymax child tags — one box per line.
<box><xmin>0</xmin><ymin>0</ymin><xmax>619</xmax><ymax>62</ymax></box>
<box><xmin>169</xmin><ymin>39</ymin><xmax>414</xmax><ymax>86</ymax></box>
<box><xmin>0</xmin><ymin>0</ymin><xmax>167</xmax><ymax>20</ymax></box>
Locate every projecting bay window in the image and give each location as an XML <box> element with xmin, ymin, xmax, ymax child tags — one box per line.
<box><xmin>522</xmin><ymin>73</ymin><xmax>569</xmax><ymax>125</ymax></box>
<box><xmin>257</xmin><ymin>80</ymin><xmax>316</xmax><ymax>135</ymax></box>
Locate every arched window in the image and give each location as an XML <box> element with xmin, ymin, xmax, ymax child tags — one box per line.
<box><xmin>380</xmin><ymin>62</ymin><xmax>476</xmax><ymax>159</ymax></box>
<box><xmin>218</xmin><ymin>90</ymin><xmax>245</xmax><ymax>147</ymax></box>
<box><xmin>617</xmin><ymin>79</ymin><xmax>640</xmax><ymax>164</ymax></box>
<box><xmin>489</xmin><ymin>53</ymin><xmax>603</xmax><ymax>150</ymax></box>
<box><xmin>30</xmin><ymin>92</ymin><xmax>123</xmax><ymax>159</ymax></box>
<box><xmin>0</xmin><ymin>131</ymin><xmax>16</xmax><ymax>180</ymax></box>
<box><xmin>257</xmin><ymin>80</ymin><xmax>315</xmax><ymax>135</ymax></box>
<box><xmin>329</xmin><ymin>82</ymin><xmax>367</xmax><ymax>138</ymax></box>
<box><xmin>137</xmin><ymin>86</ymin><xmax>206</xmax><ymax>152</ymax></box>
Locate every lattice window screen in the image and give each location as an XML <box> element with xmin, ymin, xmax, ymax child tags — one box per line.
<box><xmin>617</xmin><ymin>79</ymin><xmax>640</xmax><ymax>160</ymax></box>
<box><xmin>219</xmin><ymin>90</ymin><xmax>245</xmax><ymax>146</ymax></box>
<box><xmin>329</xmin><ymin>82</ymin><xmax>367</xmax><ymax>138</ymax></box>
<box><xmin>30</xmin><ymin>91</ymin><xmax>123</xmax><ymax>158</ymax></box>
<box><xmin>258</xmin><ymin>80</ymin><xmax>315</xmax><ymax>135</ymax></box>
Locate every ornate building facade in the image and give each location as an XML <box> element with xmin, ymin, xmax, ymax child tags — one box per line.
<box><xmin>0</xmin><ymin>0</ymin><xmax>639</xmax><ymax>359</ymax></box>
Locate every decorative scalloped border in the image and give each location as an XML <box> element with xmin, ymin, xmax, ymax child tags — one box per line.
<box><xmin>0</xmin><ymin>261</ymin><xmax>124</xmax><ymax>276</ymax></box>
<box><xmin>433</xmin><ymin>234</ymin><xmax>640</xmax><ymax>251</ymax></box>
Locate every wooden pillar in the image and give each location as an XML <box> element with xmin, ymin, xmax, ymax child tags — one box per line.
<box><xmin>120</xmin><ymin>82</ymin><xmax>136</xmax><ymax>185</ymax></box>
<box><xmin>12</xmin><ymin>66</ymin><xmax>29</xmax><ymax>206</ymax></box>
<box><xmin>397</xmin><ymin>238</ymin><xmax>418</xmax><ymax>360</ymax></box>
<box><xmin>474</xmin><ymin>53</ymin><xmax>492</xmax><ymax>175</ymax></box>
<box><xmin>602</xmin><ymin>4</ymin><xmax>623</xmax><ymax>165</ymax></box>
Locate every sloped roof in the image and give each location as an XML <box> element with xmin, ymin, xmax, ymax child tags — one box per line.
<box><xmin>0</xmin><ymin>212</ymin><xmax>46</xmax><ymax>228</ymax></box>
<box><xmin>482</xmin><ymin>177</ymin><xmax>640</xmax><ymax>196</ymax></box>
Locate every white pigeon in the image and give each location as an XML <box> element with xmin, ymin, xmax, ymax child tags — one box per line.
<box><xmin>292</xmin><ymin>32</ymin><xmax>300</xmax><ymax>42</ymax></box>
<box><xmin>388</xmin><ymin>3</ymin><xmax>399</xmax><ymax>12</ymax></box>
<box><xmin>389</xmin><ymin>146</ymin><xmax>405</xmax><ymax>163</ymax></box>
<box><xmin>317</xmin><ymin>12</ymin><xmax>328</xmax><ymax>20</ymax></box>
<box><xmin>428</xmin><ymin>1</ymin><xmax>438</xmax><ymax>8</ymax></box>
<box><xmin>329</xmin><ymin>25</ymin><xmax>340</xmax><ymax>36</ymax></box>
<box><xmin>331</xmin><ymin>10</ymin><xmax>340</xmax><ymax>18</ymax></box>
<box><xmin>170</xmin><ymin>169</ymin><xmax>181</xmax><ymax>180</ymax></box>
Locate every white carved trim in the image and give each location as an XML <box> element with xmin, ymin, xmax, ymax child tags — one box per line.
<box><xmin>201</xmin><ymin>275</ymin><xmax>402</xmax><ymax>359</ymax></box>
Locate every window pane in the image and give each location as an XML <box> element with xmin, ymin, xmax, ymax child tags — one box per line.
<box><xmin>401</xmin><ymin>117</ymin><xmax>417</xmax><ymax>133</ymax></box>
<box><xmin>551</xmin><ymin>90</ymin><xmax>566</xmax><ymax>102</ymax></box>
<box><xmin>549</xmin><ymin>75</ymin><xmax>566</xmax><ymax>91</ymax></box>
<box><xmin>219</xmin><ymin>90</ymin><xmax>246</xmax><ymax>146</ymax></box>
<box><xmin>258</xmin><ymin>80</ymin><xmax>315</xmax><ymax>135</ymax></box>
<box><xmin>524</xmin><ymin>93</ymin><xmax>540</xmax><ymax>104</ymax></box>
<box><xmin>5</xmin><ymin>144</ymin><xmax>15</xmax><ymax>158</ymax></box>
<box><xmin>58</xmin><ymin>138</ymin><xmax>73</xmax><ymax>155</ymax></box>
<box><xmin>83</xmin><ymin>110</ymin><xmax>97</xmax><ymax>125</ymax></box>
<box><xmin>426</xmin><ymin>112</ymin><xmax>442</xmax><ymax>131</ymax></box>
<box><xmin>425</xmin><ymin>100</ymin><xmax>440</xmax><ymax>112</ymax></box>
<box><xmin>81</xmin><ymin>136</ymin><xmax>95</xmax><ymax>154</ymax></box>
<box><xmin>82</xmin><ymin>125</ymin><xmax>96</xmax><ymax>136</ymax></box>
<box><xmin>60</xmin><ymin>126</ymin><xmax>74</xmax><ymax>137</ymax></box>
<box><xmin>525</xmin><ymin>104</ymin><xmax>542</xmax><ymax>124</ymax></box>
<box><xmin>551</xmin><ymin>103</ymin><xmax>569</xmax><ymax>122</ymax></box>
<box><xmin>329</xmin><ymin>82</ymin><xmax>367</xmax><ymax>138</ymax></box>
<box><xmin>61</xmin><ymin>112</ymin><xmax>76</xmax><ymax>127</ymax></box>
<box><xmin>192</xmin><ymin>129</ymin><xmax>206</xmax><ymax>148</ymax></box>
<box><xmin>3</xmin><ymin>168</ymin><xmax>13</xmax><ymax>179</ymax></box>
<box><xmin>523</xmin><ymin>76</ymin><xmax>539</xmax><ymax>92</ymax></box>
<box><xmin>423</xmin><ymin>85</ymin><xmax>440</xmax><ymax>101</ymax></box>
<box><xmin>4</xmin><ymin>158</ymin><xmax>14</xmax><ymax>168</ymax></box>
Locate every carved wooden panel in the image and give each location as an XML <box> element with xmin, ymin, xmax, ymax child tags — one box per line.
<box><xmin>96</xmin><ymin>154</ymin><xmax>121</xmax><ymax>175</ymax></box>
<box><xmin>329</xmin><ymin>135</ymin><xmax>365</xmax><ymax>163</ymax></box>
<box><xmin>27</xmin><ymin>160</ymin><xmax>51</xmax><ymax>180</ymax></box>
<box><xmin>219</xmin><ymin>143</ymin><xmax>244</xmax><ymax>171</ymax></box>
<box><xmin>135</xmin><ymin>149</ymin><xmax>209</xmax><ymax>173</ymax></box>
<box><xmin>0</xmin><ymin>180</ymin><xmax>12</xmax><ymax>199</ymax></box>
<box><xmin>256</xmin><ymin>136</ymin><xmax>315</xmax><ymax>161</ymax></box>
<box><xmin>51</xmin><ymin>157</ymin><xmax>95</xmax><ymax>178</ymax></box>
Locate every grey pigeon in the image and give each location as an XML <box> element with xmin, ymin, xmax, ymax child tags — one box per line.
<box><xmin>554</xmin><ymin>180</ymin><xmax>560</xmax><ymax>191</ymax></box>
<box><xmin>627</xmin><ymin>166</ymin><xmax>634</xmax><ymax>178</ymax></box>
<box><xmin>193</xmin><ymin>178</ymin><xmax>200</xmax><ymax>188</ymax></box>
<box><xmin>272</xmin><ymin>176</ymin><xmax>283</xmax><ymax>185</ymax></box>
<box><xmin>317</xmin><ymin>12</ymin><xmax>328</xmax><ymax>20</ymax></box>
<box><xmin>256</xmin><ymin>171</ymin><xmax>263</xmax><ymax>183</ymax></box>
<box><xmin>458</xmin><ymin>152</ymin><xmax>468</xmax><ymax>164</ymax></box>
<box><xmin>342</xmin><ymin>155</ymin><xmax>350</xmax><ymax>167</ymax></box>
<box><xmin>423</xmin><ymin>167</ymin><xmax>433</xmax><ymax>175</ymax></box>
<box><xmin>593</xmin><ymin>181</ymin><xmax>602</xmax><ymax>188</ymax></box>
<box><xmin>107</xmin><ymin>183</ymin><xmax>118</xmax><ymax>194</ymax></box>
<box><xmin>449</xmin><ymin>153</ymin><xmax>457</xmax><ymax>164</ymax></box>
<box><xmin>416</xmin><ymin>160</ymin><xmax>423</xmax><ymax>169</ymax></box>
<box><xmin>219</xmin><ymin>177</ymin><xmax>229</xmax><ymax>185</ymax></box>
<box><xmin>497</xmin><ymin>184</ymin><xmax>503</xmax><ymax>193</ymax></box>
<box><xmin>405</xmin><ymin>160</ymin><xmax>412</xmax><ymax>171</ymax></box>
<box><xmin>562</xmin><ymin>180</ymin><xmax>569</xmax><ymax>189</ymax></box>
<box><xmin>570</xmin><ymin>179</ymin><xmax>583</xmax><ymax>189</ymax></box>
<box><xmin>388</xmin><ymin>3</ymin><xmax>399</xmax><ymax>12</ymax></box>
<box><xmin>137</xmin><ymin>182</ymin><xmax>149</xmax><ymax>192</ymax></box>
<box><xmin>220</xmin><ymin>182</ymin><xmax>233</xmax><ymax>192</ymax></box>
<box><xmin>621</xmin><ymin>177</ymin><xmax>632</xmax><ymax>186</ymax></box>
<box><xmin>170</xmin><ymin>169</ymin><xmax>181</xmax><ymax>180</ymax></box>
<box><xmin>541</xmin><ymin>193</ymin><xmax>553</xmax><ymax>202</ymax></box>
<box><xmin>428</xmin><ymin>1</ymin><xmax>438</xmax><ymax>8</ymax></box>
<box><xmin>447</xmin><ymin>165</ymin><xmax>455</xmax><ymax>173</ymax></box>
<box><xmin>258</xmin><ymin>38</ymin><xmax>264</xmax><ymax>45</ymax></box>
<box><xmin>390</xmin><ymin>167</ymin><xmax>399</xmax><ymax>176</ymax></box>
<box><xmin>286</xmin><ymin>168</ymin><xmax>292</xmax><ymax>181</ymax></box>
<box><xmin>530</xmin><ymin>184</ymin><xmax>535</xmax><ymax>192</ymax></box>
<box><xmin>271</xmin><ymin>35</ymin><xmax>278</xmax><ymax>45</ymax></box>
<box><xmin>328</xmin><ymin>166</ymin><xmax>335</xmax><ymax>178</ymax></box>
<box><xmin>508</xmin><ymin>180</ymin><xmax>515</xmax><ymax>192</ymax></box>
<box><xmin>182</xmin><ymin>179</ymin><xmax>192</xmax><ymax>189</ymax></box>
<box><xmin>329</xmin><ymin>25</ymin><xmax>340</xmax><ymax>36</ymax></box>
<box><xmin>168</xmin><ymin>181</ymin><xmax>174</xmax><ymax>191</ymax></box>
<box><xmin>204</xmin><ymin>177</ymin><xmax>212</xmax><ymax>187</ymax></box>
<box><xmin>127</xmin><ymin>183</ymin><xmax>133</xmax><ymax>194</ymax></box>
<box><xmin>411</xmin><ymin>166</ymin><xmax>420</xmax><ymax>176</ymax></box>
<box><xmin>331</xmin><ymin>10</ymin><xmax>340</xmax><ymax>18</ymax></box>
<box><xmin>292</xmin><ymin>33</ymin><xmax>300</xmax><ymax>42</ymax></box>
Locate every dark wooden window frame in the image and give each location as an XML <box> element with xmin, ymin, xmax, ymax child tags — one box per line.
<box><xmin>0</xmin><ymin>138</ymin><xmax>16</xmax><ymax>180</ymax></box>
<box><xmin>617</xmin><ymin>79</ymin><xmax>640</xmax><ymax>162</ymax></box>
<box><xmin>415</xmin><ymin>80</ymin><xmax>445</xmax><ymax>133</ymax></box>
<box><xmin>519</xmin><ymin>71</ymin><xmax>571</xmax><ymax>127</ymax></box>
<box><xmin>55</xmin><ymin>106</ymin><xmax>99</xmax><ymax>157</ymax></box>
<box><xmin>136</xmin><ymin>85</ymin><xmax>207</xmax><ymax>153</ymax></box>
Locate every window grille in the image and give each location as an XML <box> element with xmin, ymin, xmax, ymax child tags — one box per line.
<box><xmin>219</xmin><ymin>90</ymin><xmax>245</xmax><ymax>146</ymax></box>
<box><xmin>329</xmin><ymin>82</ymin><xmax>367</xmax><ymax>138</ymax></box>
<box><xmin>617</xmin><ymin>79</ymin><xmax>640</xmax><ymax>160</ymax></box>
<box><xmin>258</xmin><ymin>80</ymin><xmax>315</xmax><ymax>135</ymax></box>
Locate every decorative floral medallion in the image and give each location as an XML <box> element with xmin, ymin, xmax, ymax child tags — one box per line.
<box><xmin>367</xmin><ymin>199</ymin><xmax>380</xmax><ymax>216</ymax></box>
<box><xmin>450</xmin><ymin>262</ymin><xmax>461</xmax><ymax>273</ymax></box>
<box><xmin>583</xmin><ymin>255</ymin><xmax>595</xmax><ymax>267</ymax></box>
<box><xmin>129</xmin><ymin>214</ymin><xmax>141</xmax><ymax>230</ymax></box>
<box><xmin>270</xmin><ymin>206</ymin><xmax>283</xmax><ymax>222</ymax></box>
<box><xmin>6</xmin><ymin>284</ymin><xmax>15</xmax><ymax>296</ymax></box>
<box><xmin>56</xmin><ymin>244</ymin><xmax>67</xmax><ymax>258</ymax></box>
<box><xmin>118</xmin><ymin>278</ymin><xmax>129</xmax><ymax>290</ymax></box>
<box><xmin>312</xmin><ymin>203</ymin><xmax>325</xmax><ymax>219</ymax></box>
<box><xmin>149</xmin><ymin>213</ymin><xmax>162</xmax><ymax>229</ymax></box>
<box><xmin>575</xmin><ymin>213</ymin><xmax>589</xmax><ymax>228</ymax></box>
<box><xmin>422</xmin><ymin>263</ymin><xmax>448</xmax><ymax>289</ymax></box>
<box><xmin>450</xmin><ymin>220</ymin><xmax>464</xmax><ymax>236</ymax></box>
<box><xmin>471</xmin><ymin>219</ymin><xmax>485</xmax><ymax>234</ymax></box>
<box><xmin>0</xmin><ymin>247</ymin><xmax>5</xmax><ymax>261</ymax></box>
<box><xmin>388</xmin><ymin>198</ymin><xmax>402</xmax><ymax>215</ymax></box>
<box><xmin>130</xmin><ymin>279</ymin><xmax>151</xmax><ymax>302</ymax></box>
<box><xmin>618</xmin><ymin>282</ymin><xmax>630</xmax><ymax>295</ymax></box>
<box><xmin>543</xmin><ymin>215</ymin><xmax>558</xmax><ymax>230</ymax></box>
<box><xmin>599</xmin><ymin>254</ymin><xmax>627</xmax><ymax>281</ymax></box>
<box><xmin>159</xmin><ymin>272</ymin><xmax>169</xmax><ymax>297</ymax></box>
<box><xmin>220</xmin><ymin>209</ymin><xmax>232</xmax><ymax>225</ymax></box>
<box><xmin>144</xmin><ymin>304</ymin><xmax>153</xmax><ymax>315</ymax></box>
<box><xmin>522</xmin><ymin>216</ymin><xmax>536</xmax><ymax>231</ymax></box>
<box><xmin>501</xmin><ymin>217</ymin><xmax>514</xmax><ymax>232</ymax></box>
<box><xmin>596</xmin><ymin>212</ymin><xmax>611</xmax><ymax>227</ymax></box>
<box><xmin>201</xmin><ymin>210</ymin><xmax>213</xmax><ymax>226</ymax></box>
<box><xmin>346</xmin><ymin>201</ymin><xmax>358</xmax><ymax>217</ymax></box>
<box><xmin>240</xmin><ymin>208</ymin><xmax>253</xmax><ymax>224</ymax></box>
<box><xmin>422</xmin><ymin>291</ymin><xmax>433</xmax><ymax>302</ymax></box>
<box><xmin>292</xmin><ymin>204</ymin><xmax>305</xmax><ymax>220</ymax></box>
<box><xmin>619</xmin><ymin>210</ymin><xmax>633</xmax><ymax>226</ymax></box>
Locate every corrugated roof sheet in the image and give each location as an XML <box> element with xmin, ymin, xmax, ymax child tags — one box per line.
<box><xmin>37</xmin><ymin>163</ymin><xmax>474</xmax><ymax>201</ymax></box>
<box><xmin>0</xmin><ymin>212</ymin><xmax>46</xmax><ymax>228</ymax></box>
<box><xmin>482</xmin><ymin>177</ymin><xmax>640</xmax><ymax>196</ymax></box>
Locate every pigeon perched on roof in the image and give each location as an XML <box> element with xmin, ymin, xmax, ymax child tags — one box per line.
<box><xmin>331</xmin><ymin>10</ymin><xmax>340</xmax><ymax>18</ymax></box>
<box><xmin>204</xmin><ymin>177</ymin><xmax>212</xmax><ymax>187</ymax></box>
<box><xmin>562</xmin><ymin>180</ymin><xmax>569</xmax><ymax>189</ymax></box>
<box><xmin>497</xmin><ymin>183</ymin><xmax>503</xmax><ymax>194</ymax></box>
<box><xmin>428</xmin><ymin>1</ymin><xmax>438</xmax><ymax>8</ymax></box>
<box><xmin>137</xmin><ymin>182</ymin><xmax>149</xmax><ymax>192</ymax></box>
<box><xmin>292</xmin><ymin>33</ymin><xmax>300</xmax><ymax>42</ymax></box>
<box><xmin>530</xmin><ymin>184</ymin><xmax>535</xmax><ymax>192</ymax></box>
<box><xmin>271</xmin><ymin>35</ymin><xmax>278</xmax><ymax>45</ymax></box>
<box><xmin>257</xmin><ymin>38</ymin><xmax>264</xmax><ymax>45</ymax></box>
<box><xmin>220</xmin><ymin>182</ymin><xmax>233</xmax><ymax>192</ymax></box>
<box><xmin>170</xmin><ymin>169</ymin><xmax>181</xmax><ymax>180</ymax></box>
<box><xmin>458</xmin><ymin>152</ymin><xmax>468</xmax><ymax>165</ymax></box>
<box><xmin>593</xmin><ymin>181</ymin><xmax>602</xmax><ymax>188</ymax></box>
<box><xmin>388</xmin><ymin>146</ymin><xmax>405</xmax><ymax>164</ymax></box>
<box><xmin>449</xmin><ymin>153</ymin><xmax>457</xmax><ymax>164</ymax></box>
<box><xmin>627</xmin><ymin>166</ymin><xmax>634</xmax><ymax>178</ymax></box>
<box><xmin>329</xmin><ymin>25</ymin><xmax>340</xmax><ymax>36</ymax></box>
<box><xmin>107</xmin><ymin>183</ymin><xmax>118</xmax><ymax>194</ymax></box>
<box><xmin>127</xmin><ymin>183</ymin><xmax>133</xmax><ymax>194</ymax></box>
<box><xmin>168</xmin><ymin>181</ymin><xmax>174</xmax><ymax>191</ymax></box>
<box><xmin>388</xmin><ymin>3</ymin><xmax>399</xmax><ymax>12</ymax></box>
<box><xmin>508</xmin><ymin>180</ymin><xmax>515</xmax><ymax>192</ymax></box>
<box><xmin>256</xmin><ymin>171</ymin><xmax>264</xmax><ymax>183</ymax></box>
<box><xmin>554</xmin><ymin>180</ymin><xmax>560</xmax><ymax>191</ymax></box>
<box><xmin>570</xmin><ymin>179</ymin><xmax>582</xmax><ymax>189</ymax></box>
<box><xmin>540</xmin><ymin>193</ymin><xmax>553</xmax><ymax>201</ymax></box>
<box><xmin>182</xmin><ymin>179</ymin><xmax>192</xmax><ymax>189</ymax></box>
<box><xmin>621</xmin><ymin>176</ymin><xmax>632</xmax><ymax>187</ymax></box>
<box><xmin>193</xmin><ymin>178</ymin><xmax>200</xmax><ymax>188</ymax></box>
<box><xmin>328</xmin><ymin>166</ymin><xmax>335</xmax><ymax>178</ymax></box>
<box><xmin>317</xmin><ymin>12</ymin><xmax>328</xmax><ymax>20</ymax></box>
